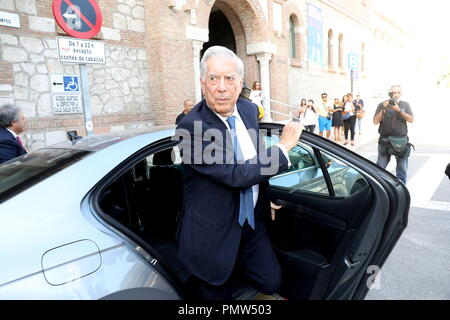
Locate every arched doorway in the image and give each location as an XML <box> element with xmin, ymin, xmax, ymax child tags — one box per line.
<box><xmin>201</xmin><ymin>9</ymin><xmax>236</xmax><ymax>57</ymax></box>
<box><xmin>200</xmin><ymin>1</ymin><xmax>254</xmax><ymax>96</ymax></box>
<box><xmin>193</xmin><ymin>0</ymin><xmax>269</xmax><ymax>111</ymax></box>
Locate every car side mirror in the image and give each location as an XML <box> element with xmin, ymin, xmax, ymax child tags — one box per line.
<box><xmin>67</xmin><ymin>131</ymin><xmax>82</xmax><ymax>144</ymax></box>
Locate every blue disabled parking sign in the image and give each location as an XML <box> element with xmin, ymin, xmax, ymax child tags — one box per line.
<box><xmin>50</xmin><ymin>74</ymin><xmax>83</xmax><ymax>115</ymax></box>
<box><xmin>348</xmin><ymin>53</ymin><xmax>359</xmax><ymax>70</ymax></box>
<box><xmin>63</xmin><ymin>76</ymin><xmax>79</xmax><ymax>92</ymax></box>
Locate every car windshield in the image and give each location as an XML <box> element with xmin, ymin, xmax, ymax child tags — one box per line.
<box><xmin>0</xmin><ymin>148</ymin><xmax>91</xmax><ymax>204</ymax></box>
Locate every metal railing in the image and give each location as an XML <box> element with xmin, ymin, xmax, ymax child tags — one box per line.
<box><xmin>267</xmin><ymin>98</ymin><xmax>301</xmax><ymax>122</ymax></box>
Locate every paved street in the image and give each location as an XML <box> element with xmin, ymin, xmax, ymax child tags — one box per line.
<box><xmin>360</xmin><ymin>142</ymin><xmax>450</xmax><ymax>300</ymax></box>
<box><xmin>341</xmin><ymin>89</ymin><xmax>450</xmax><ymax>299</ymax></box>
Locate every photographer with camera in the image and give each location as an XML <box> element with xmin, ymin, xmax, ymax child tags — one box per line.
<box><xmin>373</xmin><ymin>85</ymin><xmax>414</xmax><ymax>184</ymax></box>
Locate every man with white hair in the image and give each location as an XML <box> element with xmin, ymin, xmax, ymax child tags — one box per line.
<box><xmin>0</xmin><ymin>104</ymin><xmax>27</xmax><ymax>164</ymax></box>
<box><xmin>175</xmin><ymin>46</ymin><xmax>303</xmax><ymax>299</ymax></box>
<box><xmin>373</xmin><ymin>85</ymin><xmax>414</xmax><ymax>184</ymax></box>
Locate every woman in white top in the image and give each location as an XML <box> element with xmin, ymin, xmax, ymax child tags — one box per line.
<box><xmin>342</xmin><ymin>93</ymin><xmax>356</xmax><ymax>146</ymax></box>
<box><xmin>249</xmin><ymin>81</ymin><xmax>265</xmax><ymax>120</ymax></box>
<box><xmin>293</xmin><ymin>98</ymin><xmax>307</xmax><ymax>123</ymax></box>
<box><xmin>249</xmin><ymin>81</ymin><xmax>264</xmax><ymax>107</ymax></box>
<box><xmin>301</xmin><ymin>99</ymin><xmax>318</xmax><ymax>133</ymax></box>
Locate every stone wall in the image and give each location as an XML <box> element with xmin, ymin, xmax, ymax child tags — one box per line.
<box><xmin>0</xmin><ymin>0</ymin><xmax>151</xmax><ymax>152</ymax></box>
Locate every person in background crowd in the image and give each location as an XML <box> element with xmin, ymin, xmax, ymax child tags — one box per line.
<box><xmin>249</xmin><ymin>81</ymin><xmax>266</xmax><ymax>120</ymax></box>
<box><xmin>249</xmin><ymin>81</ymin><xmax>264</xmax><ymax>107</ymax></box>
<box><xmin>331</xmin><ymin>98</ymin><xmax>344</xmax><ymax>142</ymax></box>
<box><xmin>0</xmin><ymin>104</ymin><xmax>27</xmax><ymax>164</ymax></box>
<box><xmin>316</xmin><ymin>93</ymin><xmax>333</xmax><ymax>139</ymax></box>
<box><xmin>175</xmin><ymin>99</ymin><xmax>195</xmax><ymax>125</ymax></box>
<box><xmin>302</xmin><ymin>99</ymin><xmax>317</xmax><ymax>133</ymax></box>
<box><xmin>293</xmin><ymin>98</ymin><xmax>307</xmax><ymax>123</ymax></box>
<box><xmin>353</xmin><ymin>93</ymin><xmax>364</xmax><ymax>135</ymax></box>
<box><xmin>342</xmin><ymin>93</ymin><xmax>356</xmax><ymax>146</ymax></box>
<box><xmin>445</xmin><ymin>163</ymin><xmax>450</xmax><ymax>180</ymax></box>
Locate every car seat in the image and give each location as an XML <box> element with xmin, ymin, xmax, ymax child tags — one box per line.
<box><xmin>145</xmin><ymin>148</ymin><xmax>184</xmax><ymax>241</ymax></box>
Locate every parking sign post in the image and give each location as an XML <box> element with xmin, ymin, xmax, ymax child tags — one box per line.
<box><xmin>79</xmin><ymin>64</ymin><xmax>94</xmax><ymax>135</ymax></box>
<box><xmin>351</xmin><ymin>70</ymin><xmax>354</xmax><ymax>95</ymax></box>
<box><xmin>347</xmin><ymin>53</ymin><xmax>359</xmax><ymax>95</ymax></box>
<box><xmin>53</xmin><ymin>0</ymin><xmax>103</xmax><ymax>136</ymax></box>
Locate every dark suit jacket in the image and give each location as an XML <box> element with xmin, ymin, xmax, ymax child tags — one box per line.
<box><xmin>0</xmin><ymin>128</ymin><xmax>27</xmax><ymax>164</ymax></box>
<box><xmin>175</xmin><ymin>112</ymin><xmax>186</xmax><ymax>125</ymax></box>
<box><xmin>175</xmin><ymin>98</ymin><xmax>289</xmax><ymax>285</ymax></box>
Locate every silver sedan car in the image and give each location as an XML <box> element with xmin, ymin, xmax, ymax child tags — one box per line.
<box><xmin>0</xmin><ymin>123</ymin><xmax>410</xmax><ymax>300</ymax></box>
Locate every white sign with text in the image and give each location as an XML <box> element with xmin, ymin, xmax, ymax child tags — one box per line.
<box><xmin>57</xmin><ymin>37</ymin><xmax>106</xmax><ymax>64</ymax></box>
<box><xmin>0</xmin><ymin>11</ymin><xmax>20</xmax><ymax>28</ymax></box>
<box><xmin>52</xmin><ymin>94</ymin><xmax>83</xmax><ymax>114</ymax></box>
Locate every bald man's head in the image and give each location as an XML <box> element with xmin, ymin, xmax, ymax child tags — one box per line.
<box><xmin>183</xmin><ymin>100</ymin><xmax>194</xmax><ymax>114</ymax></box>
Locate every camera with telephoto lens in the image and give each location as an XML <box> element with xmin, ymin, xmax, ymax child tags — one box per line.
<box><xmin>388</xmin><ymin>98</ymin><xmax>397</xmax><ymax>106</ymax></box>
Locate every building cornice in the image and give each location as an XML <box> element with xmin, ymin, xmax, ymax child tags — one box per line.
<box><xmin>318</xmin><ymin>0</ymin><xmax>406</xmax><ymax>35</ymax></box>
<box><xmin>374</xmin><ymin>11</ymin><xmax>406</xmax><ymax>34</ymax></box>
<box><xmin>317</xmin><ymin>0</ymin><xmax>372</xmax><ymax>29</ymax></box>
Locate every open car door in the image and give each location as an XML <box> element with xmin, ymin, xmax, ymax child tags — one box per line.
<box><xmin>260</xmin><ymin>123</ymin><xmax>410</xmax><ymax>300</ymax></box>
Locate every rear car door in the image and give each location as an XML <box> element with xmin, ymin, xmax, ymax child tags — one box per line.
<box><xmin>260</xmin><ymin>123</ymin><xmax>410</xmax><ymax>300</ymax></box>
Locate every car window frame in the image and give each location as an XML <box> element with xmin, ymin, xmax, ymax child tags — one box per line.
<box><xmin>89</xmin><ymin>137</ymin><xmax>187</xmax><ymax>297</ymax></box>
<box><xmin>262</xmin><ymin>126</ymin><xmax>336</xmax><ymax>197</ymax></box>
<box><xmin>313</xmin><ymin>147</ymin><xmax>335</xmax><ymax>196</ymax></box>
<box><xmin>260</xmin><ymin>124</ymin><xmax>370</xmax><ymax>199</ymax></box>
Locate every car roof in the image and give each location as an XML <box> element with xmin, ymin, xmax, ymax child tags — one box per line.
<box><xmin>47</xmin><ymin>125</ymin><xmax>176</xmax><ymax>152</ymax></box>
<box><xmin>0</xmin><ymin>125</ymin><xmax>177</xmax><ymax>205</ymax></box>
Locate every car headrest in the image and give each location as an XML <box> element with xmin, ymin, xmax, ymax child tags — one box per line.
<box><xmin>153</xmin><ymin>148</ymin><xmax>174</xmax><ymax>166</ymax></box>
<box><xmin>133</xmin><ymin>160</ymin><xmax>148</xmax><ymax>180</ymax></box>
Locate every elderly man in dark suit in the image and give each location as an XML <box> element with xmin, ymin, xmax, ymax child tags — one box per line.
<box><xmin>175</xmin><ymin>46</ymin><xmax>303</xmax><ymax>299</ymax></box>
<box><xmin>0</xmin><ymin>104</ymin><xmax>27</xmax><ymax>164</ymax></box>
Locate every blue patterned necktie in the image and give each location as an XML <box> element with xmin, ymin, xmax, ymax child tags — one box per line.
<box><xmin>226</xmin><ymin>116</ymin><xmax>255</xmax><ymax>229</ymax></box>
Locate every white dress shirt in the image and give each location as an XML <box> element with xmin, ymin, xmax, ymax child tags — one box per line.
<box><xmin>212</xmin><ymin>106</ymin><xmax>291</xmax><ymax>209</ymax></box>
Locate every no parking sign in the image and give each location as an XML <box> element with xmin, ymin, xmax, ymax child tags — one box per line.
<box><xmin>52</xmin><ymin>0</ymin><xmax>102</xmax><ymax>39</ymax></box>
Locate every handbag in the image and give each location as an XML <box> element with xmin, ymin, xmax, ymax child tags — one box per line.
<box><xmin>257</xmin><ymin>105</ymin><xmax>265</xmax><ymax>119</ymax></box>
<box><xmin>342</xmin><ymin>111</ymin><xmax>351</xmax><ymax>121</ymax></box>
<box><xmin>327</xmin><ymin>112</ymin><xmax>332</xmax><ymax>120</ymax></box>
<box><xmin>356</xmin><ymin>110</ymin><xmax>364</xmax><ymax>119</ymax></box>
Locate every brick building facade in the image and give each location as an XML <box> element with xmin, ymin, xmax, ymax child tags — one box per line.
<box><xmin>0</xmin><ymin>0</ymin><xmax>406</xmax><ymax>151</ymax></box>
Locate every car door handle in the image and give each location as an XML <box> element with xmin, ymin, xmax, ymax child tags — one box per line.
<box><xmin>344</xmin><ymin>256</ymin><xmax>361</xmax><ymax>269</ymax></box>
<box><xmin>273</xmin><ymin>199</ymin><xmax>290</xmax><ymax>207</ymax></box>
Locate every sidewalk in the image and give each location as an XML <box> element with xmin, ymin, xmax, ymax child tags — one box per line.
<box><xmin>344</xmin><ymin>118</ymin><xmax>379</xmax><ymax>153</ymax></box>
<box><xmin>275</xmin><ymin>116</ymin><xmax>379</xmax><ymax>152</ymax></box>
<box><xmin>312</xmin><ymin>117</ymin><xmax>379</xmax><ymax>153</ymax></box>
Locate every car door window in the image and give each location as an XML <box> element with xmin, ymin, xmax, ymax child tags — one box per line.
<box><xmin>320</xmin><ymin>150</ymin><xmax>369</xmax><ymax>197</ymax></box>
<box><xmin>145</xmin><ymin>145</ymin><xmax>182</xmax><ymax>167</ymax></box>
<box><xmin>264</xmin><ymin>134</ymin><xmax>368</xmax><ymax>197</ymax></box>
<box><xmin>264</xmin><ymin>135</ymin><xmax>329</xmax><ymax>195</ymax></box>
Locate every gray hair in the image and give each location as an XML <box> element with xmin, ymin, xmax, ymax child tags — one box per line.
<box><xmin>200</xmin><ymin>46</ymin><xmax>244</xmax><ymax>79</ymax></box>
<box><xmin>0</xmin><ymin>104</ymin><xmax>21</xmax><ymax>128</ymax></box>
<box><xmin>389</xmin><ymin>85</ymin><xmax>402</xmax><ymax>93</ymax></box>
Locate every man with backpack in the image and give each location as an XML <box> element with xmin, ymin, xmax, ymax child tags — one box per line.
<box><xmin>373</xmin><ymin>85</ymin><xmax>414</xmax><ymax>184</ymax></box>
